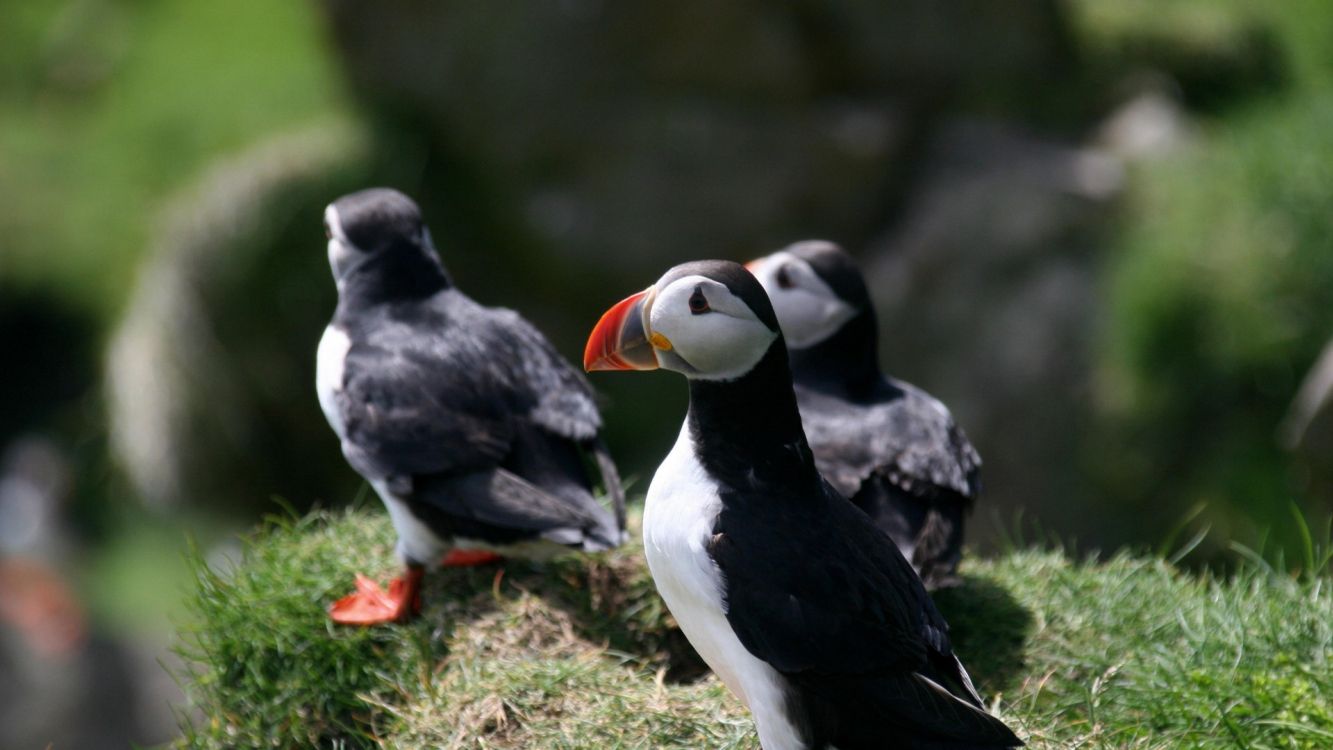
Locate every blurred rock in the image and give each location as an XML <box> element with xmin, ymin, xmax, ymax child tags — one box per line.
<box><xmin>106</xmin><ymin>121</ymin><xmax>372</xmax><ymax>512</ymax></box>
<box><xmin>105</xmin><ymin>2</ymin><xmax>1084</xmax><ymax>514</ymax></box>
<box><xmin>1095</xmin><ymin>87</ymin><xmax>1193</xmax><ymax>160</ymax></box>
<box><xmin>302</xmin><ymin>0</ymin><xmax>1084</xmax><ymax>482</ymax></box>
<box><xmin>320</xmin><ymin>0</ymin><xmax>1073</xmax><ymax>274</ymax></box>
<box><xmin>862</xmin><ymin>119</ymin><xmax>1123</xmax><ymax>543</ymax></box>
<box><xmin>104</xmin><ymin>3</ymin><xmax>1260</xmax><ymax>553</ymax></box>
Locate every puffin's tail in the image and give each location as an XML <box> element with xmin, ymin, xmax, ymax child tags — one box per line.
<box><xmin>590</xmin><ymin>436</ymin><xmax>627</xmax><ymax>542</ymax></box>
<box><xmin>889</xmin><ymin>673</ymin><xmax>1022</xmax><ymax>749</ymax></box>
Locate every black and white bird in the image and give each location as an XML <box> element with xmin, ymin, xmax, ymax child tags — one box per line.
<box><xmin>584</xmin><ymin>261</ymin><xmax>1020</xmax><ymax>750</ymax></box>
<box><xmin>747</xmin><ymin>241</ymin><xmax>981</xmax><ymax>588</ymax></box>
<box><xmin>316</xmin><ymin>188</ymin><xmax>625</xmax><ymax>625</ymax></box>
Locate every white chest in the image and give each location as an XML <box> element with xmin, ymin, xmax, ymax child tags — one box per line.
<box><xmin>643</xmin><ymin>424</ymin><xmax>805</xmax><ymax>750</ymax></box>
<box><xmin>643</xmin><ymin>426</ymin><xmax>727</xmax><ymax>645</ymax></box>
<box><xmin>315</xmin><ymin>325</ymin><xmax>352</xmax><ymax>439</ymax></box>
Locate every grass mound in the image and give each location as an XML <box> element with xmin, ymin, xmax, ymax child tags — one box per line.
<box><xmin>177</xmin><ymin>508</ymin><xmax>1333</xmax><ymax>748</ymax></box>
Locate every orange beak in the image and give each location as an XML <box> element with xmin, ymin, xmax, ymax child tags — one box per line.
<box><xmin>743</xmin><ymin>258</ymin><xmax>762</xmax><ymax>273</ymax></box>
<box><xmin>584</xmin><ymin>288</ymin><xmax>660</xmax><ymax>372</ymax></box>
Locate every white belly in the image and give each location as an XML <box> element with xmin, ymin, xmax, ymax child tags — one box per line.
<box><xmin>643</xmin><ymin>424</ymin><xmax>806</xmax><ymax>750</ymax></box>
<box><xmin>372</xmin><ymin>481</ymin><xmax>449</xmax><ymax>564</ymax></box>
<box><xmin>315</xmin><ymin>325</ymin><xmax>352</xmax><ymax>439</ymax></box>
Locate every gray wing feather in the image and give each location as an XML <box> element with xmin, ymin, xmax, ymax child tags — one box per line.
<box><xmin>335</xmin><ymin>292</ymin><xmax>602</xmax><ymax>482</ymax></box>
<box><xmin>489</xmin><ymin>307</ymin><xmax>601</xmax><ymax>441</ymax></box>
<box><xmin>337</xmin><ymin>340</ymin><xmax>511</xmax><ymax>480</ymax></box>
<box><xmin>797</xmin><ymin>378</ymin><xmax>980</xmax><ymax>501</ymax></box>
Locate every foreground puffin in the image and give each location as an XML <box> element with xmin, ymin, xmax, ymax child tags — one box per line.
<box><xmin>316</xmin><ymin>188</ymin><xmax>625</xmax><ymax>625</ymax></box>
<box><xmin>747</xmin><ymin>241</ymin><xmax>981</xmax><ymax>588</ymax></box>
<box><xmin>585</xmin><ymin>261</ymin><xmax>1020</xmax><ymax>749</ymax></box>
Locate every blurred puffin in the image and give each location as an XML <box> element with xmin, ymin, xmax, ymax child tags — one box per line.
<box><xmin>747</xmin><ymin>241</ymin><xmax>980</xmax><ymax>588</ymax></box>
<box><xmin>317</xmin><ymin>188</ymin><xmax>625</xmax><ymax>625</ymax></box>
<box><xmin>585</xmin><ymin>261</ymin><xmax>1020</xmax><ymax>750</ymax></box>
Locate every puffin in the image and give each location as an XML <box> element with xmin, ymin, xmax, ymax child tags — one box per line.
<box><xmin>747</xmin><ymin>241</ymin><xmax>981</xmax><ymax>588</ymax></box>
<box><xmin>316</xmin><ymin>187</ymin><xmax>626</xmax><ymax>625</ymax></box>
<box><xmin>584</xmin><ymin>260</ymin><xmax>1021</xmax><ymax>750</ymax></box>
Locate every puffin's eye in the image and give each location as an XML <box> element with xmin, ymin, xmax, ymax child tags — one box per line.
<box><xmin>688</xmin><ymin>287</ymin><xmax>710</xmax><ymax>315</ymax></box>
<box><xmin>324</xmin><ymin>222</ymin><xmax>333</xmax><ymax>240</ymax></box>
<box><xmin>776</xmin><ymin>266</ymin><xmax>794</xmax><ymax>289</ymax></box>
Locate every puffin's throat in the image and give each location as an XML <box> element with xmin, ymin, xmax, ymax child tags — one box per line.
<box><xmin>685</xmin><ymin>341</ymin><xmax>819</xmax><ymax>491</ymax></box>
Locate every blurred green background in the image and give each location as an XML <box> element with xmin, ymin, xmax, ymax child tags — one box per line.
<box><xmin>1</xmin><ymin>0</ymin><xmax>1331</xmax><ymax>746</ymax></box>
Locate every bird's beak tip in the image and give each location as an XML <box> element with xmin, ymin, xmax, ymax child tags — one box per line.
<box><xmin>584</xmin><ymin>288</ymin><xmax>658</xmax><ymax>373</ymax></box>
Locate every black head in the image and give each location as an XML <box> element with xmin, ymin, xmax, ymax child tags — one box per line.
<box><xmin>329</xmin><ymin>188</ymin><xmax>423</xmax><ymax>252</ymax></box>
<box><xmin>748</xmin><ymin>240</ymin><xmax>883</xmax><ymax>393</ymax></box>
<box><xmin>323</xmin><ymin>187</ymin><xmax>448</xmax><ymax>298</ymax></box>
<box><xmin>645</xmin><ymin>259</ymin><xmax>783</xmax><ymax>380</ymax></box>
<box><xmin>785</xmin><ymin>241</ymin><xmax>872</xmax><ymax>312</ymax></box>
<box><xmin>585</xmin><ymin>258</ymin><xmax>812</xmax><ymax>481</ymax></box>
<box><xmin>656</xmin><ymin>260</ymin><xmax>782</xmax><ymax>333</ymax></box>
<box><xmin>747</xmin><ymin>240</ymin><xmax>872</xmax><ymax>349</ymax></box>
<box><xmin>584</xmin><ymin>259</ymin><xmax>784</xmax><ymax>381</ymax></box>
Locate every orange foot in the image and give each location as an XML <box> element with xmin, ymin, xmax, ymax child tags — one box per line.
<box><xmin>329</xmin><ymin>567</ymin><xmax>424</xmax><ymax>626</ymax></box>
<box><xmin>442</xmin><ymin>549</ymin><xmax>503</xmax><ymax>567</ymax></box>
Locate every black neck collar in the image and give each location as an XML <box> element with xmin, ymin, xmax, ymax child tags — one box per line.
<box><xmin>788</xmin><ymin>309</ymin><xmax>882</xmax><ymax>399</ymax></box>
<box><xmin>685</xmin><ymin>340</ymin><xmax>821</xmax><ymax>491</ymax></box>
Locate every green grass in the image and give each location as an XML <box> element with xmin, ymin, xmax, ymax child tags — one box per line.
<box><xmin>177</xmin><ymin>507</ymin><xmax>1333</xmax><ymax>749</ymax></box>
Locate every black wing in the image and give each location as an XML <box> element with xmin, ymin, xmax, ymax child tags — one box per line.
<box><xmin>797</xmin><ymin>377</ymin><xmax>980</xmax><ymax>502</ymax></box>
<box><xmin>410</xmin><ymin>465</ymin><xmax>621</xmax><ymax>551</ymax></box>
<box><xmin>854</xmin><ymin>474</ymin><xmax>969</xmax><ymax>588</ymax></box>
<box><xmin>711</xmin><ymin>481</ymin><xmax>955</xmax><ymax>676</ymax></box>
<box><xmin>710</xmin><ymin>481</ymin><xmax>1018</xmax><ymax>747</ymax></box>
<box><xmin>335</xmin><ymin>290</ymin><xmax>602</xmax><ymax>483</ymax></box>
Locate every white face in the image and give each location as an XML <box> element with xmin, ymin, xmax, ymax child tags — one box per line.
<box><xmin>324</xmin><ymin>204</ymin><xmax>360</xmax><ymax>286</ymax></box>
<box><xmin>750</xmin><ymin>249</ymin><xmax>857</xmax><ymax>349</ymax></box>
<box><xmin>647</xmin><ymin>274</ymin><xmax>778</xmax><ymax>381</ymax></box>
